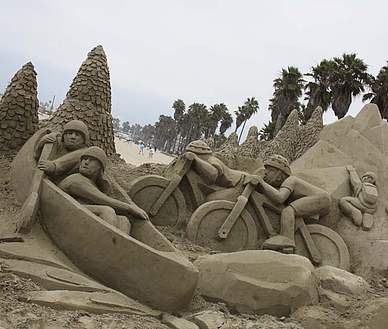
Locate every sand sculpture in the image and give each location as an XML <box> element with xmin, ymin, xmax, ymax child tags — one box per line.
<box><xmin>259</xmin><ymin>154</ymin><xmax>331</xmax><ymax>251</ymax></box>
<box><xmin>10</xmin><ymin>128</ymin><xmax>199</xmax><ymax>312</ymax></box>
<box><xmin>0</xmin><ymin>62</ymin><xmax>39</xmax><ymax>154</ymax></box>
<box><xmin>3</xmin><ymin>46</ymin><xmax>388</xmax><ymax>327</ymax></box>
<box><xmin>46</xmin><ymin>45</ymin><xmax>116</xmax><ymax>156</ymax></box>
<box><xmin>339</xmin><ymin>165</ymin><xmax>378</xmax><ymax>230</ymax></box>
<box><xmin>35</xmin><ymin>120</ymin><xmax>89</xmax><ymax>184</ymax></box>
<box><xmin>59</xmin><ymin>145</ymin><xmax>149</xmax><ymax>234</ymax></box>
<box><xmin>129</xmin><ymin>140</ymin><xmax>251</xmax><ymax>228</ymax></box>
<box><xmin>129</xmin><ymin>140</ymin><xmax>350</xmax><ymax>270</ymax></box>
<box><xmin>217</xmin><ymin>106</ymin><xmax>323</xmax><ymax>166</ymax></box>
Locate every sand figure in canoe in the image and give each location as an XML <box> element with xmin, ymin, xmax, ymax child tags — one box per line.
<box><xmin>35</xmin><ymin>120</ymin><xmax>89</xmax><ymax>184</ymax></box>
<box><xmin>58</xmin><ymin>146</ymin><xmax>149</xmax><ymax>234</ymax></box>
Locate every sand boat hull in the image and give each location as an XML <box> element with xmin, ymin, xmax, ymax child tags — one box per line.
<box><xmin>11</xmin><ymin>129</ymin><xmax>198</xmax><ymax>312</ymax></box>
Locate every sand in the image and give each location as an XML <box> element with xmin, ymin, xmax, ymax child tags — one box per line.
<box><xmin>114</xmin><ymin>139</ymin><xmax>176</xmax><ymax>166</ymax></box>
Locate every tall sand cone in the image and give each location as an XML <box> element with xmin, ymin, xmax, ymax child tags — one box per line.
<box><xmin>0</xmin><ymin>62</ymin><xmax>39</xmax><ymax>154</ymax></box>
<box><xmin>50</xmin><ymin>45</ymin><xmax>116</xmax><ymax>156</ymax></box>
<box><xmin>258</xmin><ymin>109</ymin><xmax>299</xmax><ymax>161</ymax></box>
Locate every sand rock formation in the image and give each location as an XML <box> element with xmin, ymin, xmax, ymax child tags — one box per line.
<box><xmin>291</xmin><ymin>104</ymin><xmax>388</xmax><ymax>275</ymax></box>
<box><xmin>316</xmin><ymin>266</ymin><xmax>370</xmax><ymax>295</ymax></box>
<box><xmin>257</xmin><ymin>107</ymin><xmax>323</xmax><ymax>162</ymax></box>
<box><xmin>214</xmin><ymin>107</ymin><xmax>323</xmax><ymax>172</ymax></box>
<box><xmin>216</xmin><ymin>132</ymin><xmax>239</xmax><ymax>156</ymax></box>
<box><xmin>194</xmin><ymin>250</ymin><xmax>318</xmax><ymax>316</ymax></box>
<box><xmin>238</xmin><ymin>126</ymin><xmax>262</xmax><ymax>157</ymax></box>
<box><xmin>294</xmin><ymin>106</ymin><xmax>323</xmax><ymax>159</ymax></box>
<box><xmin>215</xmin><ymin>131</ymin><xmax>263</xmax><ymax>173</ymax></box>
<box><xmin>0</xmin><ymin>62</ymin><xmax>39</xmax><ymax>154</ymax></box>
<box><xmin>49</xmin><ymin>45</ymin><xmax>116</xmax><ymax>156</ymax></box>
<box><xmin>258</xmin><ymin>109</ymin><xmax>299</xmax><ymax>161</ymax></box>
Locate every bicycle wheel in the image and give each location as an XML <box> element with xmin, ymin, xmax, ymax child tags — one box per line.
<box><xmin>295</xmin><ymin>224</ymin><xmax>350</xmax><ymax>271</ymax></box>
<box><xmin>128</xmin><ymin>175</ymin><xmax>187</xmax><ymax>228</ymax></box>
<box><xmin>186</xmin><ymin>200</ymin><xmax>257</xmax><ymax>252</ymax></box>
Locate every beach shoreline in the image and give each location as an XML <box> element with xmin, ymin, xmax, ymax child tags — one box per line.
<box><xmin>114</xmin><ymin>138</ymin><xmax>176</xmax><ymax>166</ymax></box>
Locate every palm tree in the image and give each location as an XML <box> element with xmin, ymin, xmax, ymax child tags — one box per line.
<box><xmin>218</xmin><ymin>110</ymin><xmax>233</xmax><ymax>147</ymax></box>
<box><xmin>330</xmin><ymin>53</ymin><xmax>371</xmax><ymax>119</ymax></box>
<box><xmin>304</xmin><ymin>59</ymin><xmax>334</xmax><ymax>121</ymax></box>
<box><xmin>259</xmin><ymin>121</ymin><xmax>276</xmax><ymax>141</ymax></box>
<box><xmin>238</xmin><ymin>97</ymin><xmax>259</xmax><ymax>143</ymax></box>
<box><xmin>363</xmin><ymin>61</ymin><xmax>388</xmax><ymax>119</ymax></box>
<box><xmin>112</xmin><ymin>117</ymin><xmax>121</xmax><ymax>131</ymax></box>
<box><xmin>172</xmin><ymin>99</ymin><xmax>186</xmax><ymax>121</ymax></box>
<box><xmin>205</xmin><ymin>103</ymin><xmax>227</xmax><ymax>138</ymax></box>
<box><xmin>186</xmin><ymin>103</ymin><xmax>208</xmax><ymax>146</ymax></box>
<box><xmin>234</xmin><ymin>105</ymin><xmax>247</xmax><ymax>134</ymax></box>
<box><xmin>142</xmin><ymin>124</ymin><xmax>155</xmax><ymax>145</ymax></box>
<box><xmin>154</xmin><ymin>115</ymin><xmax>176</xmax><ymax>151</ymax></box>
<box><xmin>122</xmin><ymin>121</ymin><xmax>130</xmax><ymax>133</ymax></box>
<box><xmin>172</xmin><ymin>99</ymin><xmax>186</xmax><ymax>153</ymax></box>
<box><xmin>269</xmin><ymin>66</ymin><xmax>304</xmax><ymax>136</ymax></box>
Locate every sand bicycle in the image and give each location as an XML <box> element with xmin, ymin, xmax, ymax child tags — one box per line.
<box><xmin>127</xmin><ymin>152</ymin><xmax>208</xmax><ymax>228</ymax></box>
<box><xmin>185</xmin><ymin>177</ymin><xmax>351</xmax><ymax>271</ymax></box>
<box><xmin>127</xmin><ymin>151</ymin><xmax>350</xmax><ymax>270</ymax></box>
<box><xmin>127</xmin><ymin>150</ymin><xmax>249</xmax><ymax>228</ymax></box>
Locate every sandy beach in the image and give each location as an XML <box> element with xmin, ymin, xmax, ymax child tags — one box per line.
<box><xmin>115</xmin><ymin>138</ymin><xmax>176</xmax><ymax>166</ymax></box>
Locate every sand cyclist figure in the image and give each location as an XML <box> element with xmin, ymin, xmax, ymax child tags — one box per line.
<box><xmin>35</xmin><ymin>120</ymin><xmax>89</xmax><ymax>184</ymax></box>
<box><xmin>339</xmin><ymin>165</ymin><xmax>378</xmax><ymax>231</ymax></box>
<box><xmin>128</xmin><ymin>139</ymin><xmax>251</xmax><ymax>228</ymax></box>
<box><xmin>59</xmin><ymin>146</ymin><xmax>149</xmax><ymax>234</ymax></box>
<box><xmin>184</xmin><ymin>140</ymin><xmax>250</xmax><ymax>202</ymax></box>
<box><xmin>258</xmin><ymin>154</ymin><xmax>331</xmax><ymax>251</ymax></box>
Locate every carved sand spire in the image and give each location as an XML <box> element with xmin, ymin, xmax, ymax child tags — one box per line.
<box><xmin>259</xmin><ymin>109</ymin><xmax>299</xmax><ymax>161</ymax></box>
<box><xmin>0</xmin><ymin>62</ymin><xmax>39</xmax><ymax>154</ymax></box>
<box><xmin>216</xmin><ymin>132</ymin><xmax>239</xmax><ymax>157</ymax></box>
<box><xmin>238</xmin><ymin>126</ymin><xmax>262</xmax><ymax>157</ymax></box>
<box><xmin>294</xmin><ymin>106</ymin><xmax>323</xmax><ymax>160</ymax></box>
<box><xmin>50</xmin><ymin>45</ymin><xmax>116</xmax><ymax>156</ymax></box>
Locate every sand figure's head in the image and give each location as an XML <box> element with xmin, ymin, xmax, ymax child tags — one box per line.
<box><xmin>62</xmin><ymin>120</ymin><xmax>90</xmax><ymax>150</ymax></box>
<box><xmin>264</xmin><ymin>155</ymin><xmax>291</xmax><ymax>188</ymax></box>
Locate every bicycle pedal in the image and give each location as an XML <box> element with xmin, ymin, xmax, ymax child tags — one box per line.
<box><xmin>282</xmin><ymin>247</ymin><xmax>294</xmax><ymax>254</ymax></box>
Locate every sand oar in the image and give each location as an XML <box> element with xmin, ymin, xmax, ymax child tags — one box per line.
<box><xmin>17</xmin><ymin>142</ymin><xmax>54</xmax><ymax>233</ymax></box>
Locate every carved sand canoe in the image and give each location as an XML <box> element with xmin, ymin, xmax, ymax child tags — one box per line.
<box><xmin>11</xmin><ymin>129</ymin><xmax>199</xmax><ymax>312</ymax></box>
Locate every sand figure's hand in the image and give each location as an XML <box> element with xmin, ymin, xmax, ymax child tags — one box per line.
<box><xmin>41</xmin><ymin>132</ymin><xmax>57</xmax><ymax>144</ymax></box>
<box><xmin>346</xmin><ymin>164</ymin><xmax>355</xmax><ymax>172</ymax></box>
<box><xmin>37</xmin><ymin>160</ymin><xmax>55</xmax><ymax>174</ymax></box>
<box><xmin>185</xmin><ymin>151</ymin><xmax>196</xmax><ymax>161</ymax></box>
<box><xmin>129</xmin><ymin>205</ymin><xmax>149</xmax><ymax>220</ymax></box>
<box><xmin>243</xmin><ymin>174</ymin><xmax>261</xmax><ymax>186</ymax></box>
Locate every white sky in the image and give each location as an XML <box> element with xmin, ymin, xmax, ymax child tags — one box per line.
<box><xmin>1</xmin><ymin>0</ymin><xmax>387</xmax><ymax>139</ymax></box>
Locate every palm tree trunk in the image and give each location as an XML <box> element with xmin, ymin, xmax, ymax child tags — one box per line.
<box><xmin>238</xmin><ymin>120</ymin><xmax>247</xmax><ymax>143</ymax></box>
<box><xmin>273</xmin><ymin>113</ymin><xmax>284</xmax><ymax>137</ymax></box>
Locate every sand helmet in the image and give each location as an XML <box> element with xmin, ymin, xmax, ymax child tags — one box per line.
<box><xmin>264</xmin><ymin>155</ymin><xmax>291</xmax><ymax>176</ymax></box>
<box><xmin>186</xmin><ymin>140</ymin><xmax>212</xmax><ymax>154</ymax></box>
<box><xmin>62</xmin><ymin>120</ymin><xmax>90</xmax><ymax>145</ymax></box>
<box><xmin>80</xmin><ymin>146</ymin><xmax>107</xmax><ymax>172</ymax></box>
<box><xmin>362</xmin><ymin>171</ymin><xmax>377</xmax><ymax>184</ymax></box>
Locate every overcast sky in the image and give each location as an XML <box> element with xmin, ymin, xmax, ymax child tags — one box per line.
<box><xmin>1</xmin><ymin>0</ymin><xmax>387</xmax><ymax>139</ymax></box>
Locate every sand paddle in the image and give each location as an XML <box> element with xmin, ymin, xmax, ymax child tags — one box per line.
<box><xmin>17</xmin><ymin>142</ymin><xmax>54</xmax><ymax>233</ymax></box>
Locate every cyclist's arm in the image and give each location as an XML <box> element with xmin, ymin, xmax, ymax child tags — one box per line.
<box><xmin>348</xmin><ymin>169</ymin><xmax>361</xmax><ymax>191</ymax></box>
<box><xmin>191</xmin><ymin>155</ymin><xmax>218</xmax><ymax>185</ymax></box>
<box><xmin>260</xmin><ymin>181</ymin><xmax>291</xmax><ymax>204</ymax></box>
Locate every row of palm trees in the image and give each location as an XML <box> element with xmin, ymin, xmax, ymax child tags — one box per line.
<box><xmin>126</xmin><ymin>53</ymin><xmax>388</xmax><ymax>151</ymax></box>
<box><xmin>153</xmin><ymin>98</ymin><xmax>258</xmax><ymax>154</ymax></box>
<box><xmin>269</xmin><ymin>54</ymin><xmax>388</xmax><ymax>136</ymax></box>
